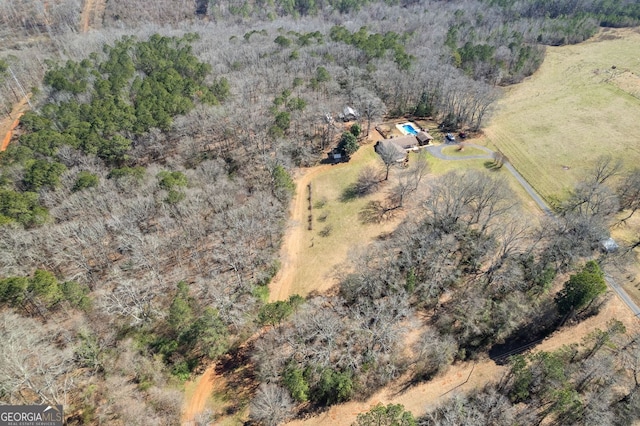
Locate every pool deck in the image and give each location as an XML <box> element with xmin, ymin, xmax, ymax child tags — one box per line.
<box><xmin>396</xmin><ymin>121</ymin><xmax>421</xmax><ymax>136</ymax></box>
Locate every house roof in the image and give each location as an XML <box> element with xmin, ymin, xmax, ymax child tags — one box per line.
<box><xmin>343</xmin><ymin>106</ymin><xmax>358</xmax><ymax>117</ymax></box>
<box><xmin>375</xmin><ymin>140</ymin><xmax>408</xmax><ymax>162</ymax></box>
<box><xmin>385</xmin><ymin>135</ymin><xmax>419</xmax><ymax>149</ymax></box>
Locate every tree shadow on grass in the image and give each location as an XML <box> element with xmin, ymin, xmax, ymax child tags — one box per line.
<box><xmin>341</xmin><ymin>174</ymin><xmax>384</xmax><ymax>203</ymax></box>
<box><xmin>340</xmin><ymin>184</ymin><xmax>359</xmax><ymax>202</ymax></box>
<box><xmin>210</xmin><ymin>340</ymin><xmax>259</xmax><ymax>417</ymax></box>
<box><xmin>484</xmin><ymin>160</ymin><xmax>503</xmax><ymax>172</ymax></box>
<box><xmin>359</xmin><ymin>200</ymin><xmax>401</xmax><ymax>224</ymax></box>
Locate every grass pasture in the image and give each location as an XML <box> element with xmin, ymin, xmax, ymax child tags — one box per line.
<box><xmin>481</xmin><ymin>27</ymin><xmax>640</xmax><ymax>203</ymax></box>
<box><xmin>282</xmin><ymin>141</ymin><xmax>403</xmax><ymax>298</ymax></box>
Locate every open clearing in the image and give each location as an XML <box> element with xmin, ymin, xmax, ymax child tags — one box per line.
<box><xmin>269</xmin><ymin>132</ymin><xmax>403</xmax><ymax>301</ymax></box>
<box><xmin>481</xmin><ymin>27</ymin><xmax>640</xmax><ymax>203</ymax></box>
<box><xmin>268</xmin><ymin>136</ymin><xmax>541</xmax><ymax>302</ymax></box>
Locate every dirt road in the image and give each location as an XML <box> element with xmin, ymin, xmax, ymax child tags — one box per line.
<box><xmin>1</xmin><ymin>0</ymin><xmax>105</xmax><ymax>148</ymax></box>
<box><xmin>268</xmin><ymin>164</ymin><xmax>332</xmax><ymax>302</ymax></box>
<box><xmin>181</xmin><ymin>151</ymin><xmax>640</xmax><ymax>425</ymax></box>
<box><xmin>0</xmin><ymin>97</ymin><xmax>30</xmax><ymax>152</ymax></box>
<box><xmin>182</xmin><ymin>365</ymin><xmax>221</xmax><ymax>425</ymax></box>
<box><xmin>80</xmin><ymin>0</ymin><xmax>106</xmax><ymax>33</ymax></box>
<box><xmin>286</xmin><ymin>293</ymin><xmax>639</xmax><ymax>426</ymax></box>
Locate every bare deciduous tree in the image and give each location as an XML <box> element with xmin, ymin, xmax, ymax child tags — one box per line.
<box><xmin>387</xmin><ymin>154</ymin><xmax>429</xmax><ymax>209</ymax></box>
<box><xmin>376</xmin><ymin>143</ymin><xmax>404</xmax><ymax>181</ymax></box>
<box><xmin>423</xmin><ymin>170</ymin><xmax>515</xmax><ymax>233</ymax></box>
<box><xmin>412</xmin><ymin>328</ymin><xmax>458</xmax><ymax>381</ymax></box>
<box><xmin>99</xmin><ymin>278</ymin><xmax>163</xmax><ymax>326</ymax></box>
<box><xmin>0</xmin><ymin>312</ymin><xmax>74</xmax><ymax>405</ymax></box>
<box><xmin>353</xmin><ymin>87</ymin><xmax>386</xmax><ymax>137</ymax></box>
<box><xmin>249</xmin><ymin>384</ymin><xmax>294</xmax><ymax>426</ymax></box>
<box><xmin>617</xmin><ymin>168</ymin><xmax>640</xmax><ymax>223</ymax></box>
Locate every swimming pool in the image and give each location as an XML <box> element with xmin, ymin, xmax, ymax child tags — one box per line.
<box><xmin>402</xmin><ymin>124</ymin><xmax>418</xmax><ymax>135</ymax></box>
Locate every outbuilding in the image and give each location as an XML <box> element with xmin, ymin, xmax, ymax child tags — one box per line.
<box><xmin>600</xmin><ymin>237</ymin><xmax>619</xmax><ymax>253</ymax></box>
<box><xmin>416</xmin><ymin>131</ymin><xmax>434</xmax><ymax>146</ymax></box>
<box><xmin>340</xmin><ymin>106</ymin><xmax>359</xmax><ymax>122</ymax></box>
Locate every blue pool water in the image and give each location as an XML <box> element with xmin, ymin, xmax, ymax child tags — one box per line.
<box><xmin>402</xmin><ymin>124</ymin><xmax>418</xmax><ymax>135</ymax></box>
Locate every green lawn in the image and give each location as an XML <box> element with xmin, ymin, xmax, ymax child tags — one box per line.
<box><xmin>289</xmin><ymin>144</ymin><xmax>401</xmax><ymax>297</ymax></box>
<box><xmin>441</xmin><ymin>145</ymin><xmax>489</xmax><ymax>157</ymax></box>
<box><xmin>481</xmin><ymin>27</ymin><xmax>640</xmax><ymax>203</ymax></box>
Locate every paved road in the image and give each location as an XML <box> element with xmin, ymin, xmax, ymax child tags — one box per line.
<box><xmin>427</xmin><ymin>143</ymin><xmax>553</xmax><ymax>215</ymax></box>
<box><xmin>427</xmin><ymin>142</ymin><xmax>640</xmax><ymax>317</ymax></box>
<box><xmin>605</xmin><ymin>274</ymin><xmax>640</xmax><ymax>317</ymax></box>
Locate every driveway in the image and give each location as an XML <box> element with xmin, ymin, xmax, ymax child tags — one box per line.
<box><xmin>426</xmin><ymin>142</ymin><xmax>640</xmax><ymax>316</ymax></box>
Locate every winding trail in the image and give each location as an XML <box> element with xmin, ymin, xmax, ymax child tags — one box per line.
<box><xmin>182</xmin><ymin>365</ymin><xmax>220</xmax><ymax>425</ymax></box>
<box><xmin>287</xmin><ymin>288</ymin><xmax>639</xmax><ymax>426</ymax></box>
<box><xmin>426</xmin><ymin>142</ymin><xmax>640</xmax><ymax>315</ymax></box>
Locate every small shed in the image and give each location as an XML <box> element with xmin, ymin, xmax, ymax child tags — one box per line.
<box><xmin>340</xmin><ymin>106</ymin><xmax>359</xmax><ymax>122</ymax></box>
<box><xmin>416</xmin><ymin>131</ymin><xmax>434</xmax><ymax>146</ymax></box>
<box><xmin>328</xmin><ymin>149</ymin><xmax>346</xmax><ymax>163</ymax></box>
<box><xmin>600</xmin><ymin>237</ymin><xmax>619</xmax><ymax>253</ymax></box>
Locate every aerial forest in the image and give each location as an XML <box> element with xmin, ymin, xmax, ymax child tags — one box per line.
<box><xmin>1</xmin><ymin>0</ymin><xmax>640</xmax><ymax>424</ymax></box>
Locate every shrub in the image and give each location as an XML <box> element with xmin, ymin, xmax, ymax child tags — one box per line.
<box><xmin>73</xmin><ymin>171</ymin><xmax>99</xmax><ymax>192</ymax></box>
<box><xmin>555</xmin><ymin>261</ymin><xmax>607</xmax><ymax>316</ymax></box>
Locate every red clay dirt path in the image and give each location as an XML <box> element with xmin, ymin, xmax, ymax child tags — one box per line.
<box><xmin>182</xmin><ymin>364</ymin><xmax>221</xmax><ymax>425</ymax></box>
<box><xmin>0</xmin><ymin>97</ymin><xmax>30</xmax><ymax>152</ymax></box>
<box><xmin>180</xmin><ymin>285</ymin><xmax>640</xmax><ymax>425</ymax></box>
<box><xmin>268</xmin><ymin>164</ymin><xmax>333</xmax><ymax>302</ymax></box>
<box><xmin>286</xmin><ymin>294</ymin><xmax>640</xmax><ymax>426</ymax></box>
<box><xmin>80</xmin><ymin>0</ymin><xmax>106</xmax><ymax>33</ymax></box>
<box><xmin>181</xmin><ymin>147</ymin><xmax>640</xmax><ymax>424</ymax></box>
<box><xmin>182</xmin><ymin>164</ymin><xmax>333</xmax><ymax>423</ymax></box>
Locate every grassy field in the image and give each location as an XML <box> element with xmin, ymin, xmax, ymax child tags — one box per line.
<box><xmin>283</xmin><ymin>139</ymin><xmax>547</xmax><ymax>298</ymax></box>
<box><xmin>481</xmin><ymin>27</ymin><xmax>640</xmax><ymax>203</ymax></box>
<box><xmin>282</xmin><ymin>141</ymin><xmax>402</xmax><ymax>298</ymax></box>
<box><xmin>477</xmin><ymin>26</ymin><xmax>640</xmax><ymax>306</ymax></box>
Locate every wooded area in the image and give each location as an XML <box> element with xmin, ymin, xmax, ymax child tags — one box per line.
<box><xmin>1</xmin><ymin>0</ymin><xmax>640</xmax><ymax>424</ymax></box>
